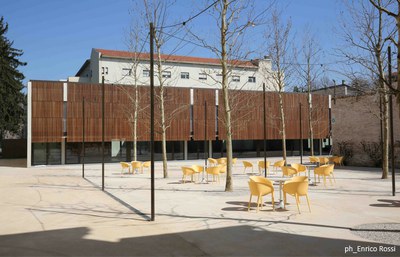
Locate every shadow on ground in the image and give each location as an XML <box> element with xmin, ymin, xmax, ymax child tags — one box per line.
<box><xmin>0</xmin><ymin>225</ymin><xmax>398</xmax><ymax>257</ymax></box>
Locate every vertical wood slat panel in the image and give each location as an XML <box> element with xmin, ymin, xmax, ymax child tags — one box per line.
<box><xmin>33</xmin><ymin>80</ymin><xmax>330</xmax><ymax>143</ymax></box>
<box><xmin>193</xmin><ymin>89</ymin><xmax>216</xmax><ymax>140</ymax></box>
<box><xmin>31</xmin><ymin>81</ymin><xmax>63</xmax><ymax>142</ymax></box>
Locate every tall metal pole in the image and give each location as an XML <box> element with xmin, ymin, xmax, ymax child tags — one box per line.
<box><xmin>388</xmin><ymin>46</ymin><xmax>395</xmax><ymax>196</ymax></box>
<box><xmin>82</xmin><ymin>97</ymin><xmax>85</xmax><ymax>178</ymax></box>
<box><xmin>263</xmin><ymin>83</ymin><xmax>267</xmax><ymax>177</ymax></box>
<box><xmin>101</xmin><ymin>75</ymin><xmax>105</xmax><ymax>191</ymax></box>
<box><xmin>150</xmin><ymin>22</ymin><xmax>155</xmax><ymax>221</ymax></box>
<box><xmin>204</xmin><ymin>101</ymin><xmax>208</xmax><ymax>168</ymax></box>
<box><xmin>299</xmin><ymin>103</ymin><xmax>303</xmax><ymax>164</ymax></box>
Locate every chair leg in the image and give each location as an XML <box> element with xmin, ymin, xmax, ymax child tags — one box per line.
<box><xmin>256</xmin><ymin>196</ymin><xmax>260</xmax><ymax>212</ymax></box>
<box><xmin>306</xmin><ymin>194</ymin><xmax>311</xmax><ymax>212</ymax></box>
<box><xmin>323</xmin><ymin>176</ymin><xmax>327</xmax><ymax>187</ymax></box>
<box><xmin>283</xmin><ymin>193</ymin><xmax>287</xmax><ymax>209</ymax></box>
<box><xmin>248</xmin><ymin>195</ymin><xmax>252</xmax><ymax>211</ymax></box>
<box><xmin>296</xmin><ymin>195</ymin><xmax>301</xmax><ymax>214</ymax></box>
<box><xmin>182</xmin><ymin>175</ymin><xmax>185</xmax><ymax>184</ymax></box>
<box><xmin>331</xmin><ymin>172</ymin><xmax>336</xmax><ymax>183</ymax></box>
<box><xmin>271</xmin><ymin>194</ymin><xmax>275</xmax><ymax>211</ymax></box>
<box><xmin>259</xmin><ymin>196</ymin><xmax>263</xmax><ymax>210</ymax></box>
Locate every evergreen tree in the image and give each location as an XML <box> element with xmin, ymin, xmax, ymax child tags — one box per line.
<box><xmin>0</xmin><ymin>16</ymin><xmax>26</xmax><ymax>143</ymax></box>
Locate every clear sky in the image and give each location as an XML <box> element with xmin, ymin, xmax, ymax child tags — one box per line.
<box><xmin>1</xmin><ymin>0</ymin><xmax>345</xmax><ymax>86</ymax></box>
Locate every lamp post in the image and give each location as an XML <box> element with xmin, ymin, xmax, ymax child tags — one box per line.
<box><xmin>149</xmin><ymin>22</ymin><xmax>155</xmax><ymax>220</ymax></box>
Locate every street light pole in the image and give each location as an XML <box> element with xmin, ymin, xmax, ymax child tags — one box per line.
<box><xmin>388</xmin><ymin>46</ymin><xmax>395</xmax><ymax>196</ymax></box>
<box><xmin>150</xmin><ymin>22</ymin><xmax>155</xmax><ymax>220</ymax></box>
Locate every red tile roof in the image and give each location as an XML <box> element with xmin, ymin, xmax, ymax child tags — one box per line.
<box><xmin>95</xmin><ymin>48</ymin><xmax>257</xmax><ymax>68</ymax></box>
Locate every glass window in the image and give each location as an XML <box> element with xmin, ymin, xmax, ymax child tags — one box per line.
<box><xmin>162</xmin><ymin>71</ymin><xmax>171</xmax><ymax>78</ymax></box>
<box><xmin>122</xmin><ymin>68</ymin><xmax>132</xmax><ymax>76</ymax></box>
<box><xmin>248</xmin><ymin>76</ymin><xmax>256</xmax><ymax>83</ymax></box>
<box><xmin>143</xmin><ymin>69</ymin><xmax>150</xmax><ymax>77</ymax></box>
<box><xmin>181</xmin><ymin>72</ymin><xmax>189</xmax><ymax>79</ymax></box>
<box><xmin>232</xmin><ymin>76</ymin><xmax>240</xmax><ymax>82</ymax></box>
<box><xmin>199</xmin><ymin>73</ymin><xmax>207</xmax><ymax>80</ymax></box>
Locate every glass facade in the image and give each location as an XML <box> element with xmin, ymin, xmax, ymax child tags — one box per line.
<box><xmin>31</xmin><ymin>139</ymin><xmax>330</xmax><ymax>165</ymax></box>
<box><xmin>32</xmin><ymin>143</ymin><xmax>61</xmax><ymax>165</ymax></box>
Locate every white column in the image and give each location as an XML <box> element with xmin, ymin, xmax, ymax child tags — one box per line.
<box><xmin>27</xmin><ymin>82</ymin><xmax>32</xmax><ymax>167</ymax></box>
<box><xmin>184</xmin><ymin>140</ymin><xmax>188</xmax><ymax>160</ymax></box>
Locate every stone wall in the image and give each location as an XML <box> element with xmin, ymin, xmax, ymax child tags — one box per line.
<box><xmin>331</xmin><ymin>93</ymin><xmax>400</xmax><ymax>167</ymax></box>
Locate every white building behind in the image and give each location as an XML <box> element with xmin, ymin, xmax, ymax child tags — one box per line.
<box><xmin>70</xmin><ymin>48</ymin><xmax>276</xmax><ymax>91</ymax></box>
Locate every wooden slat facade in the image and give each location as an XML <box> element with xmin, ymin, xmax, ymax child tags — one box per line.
<box><xmin>31</xmin><ymin>81</ymin><xmax>330</xmax><ymax>143</ymax></box>
<box><xmin>31</xmin><ymin>81</ymin><xmax>63</xmax><ymax>142</ymax></box>
<box><xmin>218</xmin><ymin>90</ymin><xmax>329</xmax><ymax>140</ymax></box>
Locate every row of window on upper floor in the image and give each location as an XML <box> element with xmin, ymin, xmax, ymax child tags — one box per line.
<box><xmin>120</xmin><ymin>68</ymin><xmax>256</xmax><ymax>83</ymax></box>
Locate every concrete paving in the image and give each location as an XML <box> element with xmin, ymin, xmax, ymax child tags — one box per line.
<box><xmin>0</xmin><ymin>157</ymin><xmax>399</xmax><ymax>257</ymax></box>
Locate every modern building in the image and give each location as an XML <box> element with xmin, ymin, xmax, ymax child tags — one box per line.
<box><xmin>26</xmin><ymin>50</ymin><xmax>331</xmax><ymax>167</ymax></box>
<box><xmin>69</xmin><ymin>48</ymin><xmax>275</xmax><ymax>91</ymax></box>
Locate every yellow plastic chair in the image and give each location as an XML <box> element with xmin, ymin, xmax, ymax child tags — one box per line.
<box><xmin>281</xmin><ymin>166</ymin><xmax>298</xmax><ymax>177</ymax></box>
<box><xmin>217</xmin><ymin>157</ymin><xmax>227</xmax><ymax>165</ymax></box>
<box><xmin>181</xmin><ymin>166</ymin><xmax>196</xmax><ymax>183</ymax></box>
<box><xmin>242</xmin><ymin>161</ymin><xmax>254</xmax><ymax>174</ymax></box>
<box><xmin>141</xmin><ymin>161</ymin><xmax>151</xmax><ymax>173</ymax></box>
<box><xmin>330</xmin><ymin>156</ymin><xmax>344</xmax><ymax>166</ymax></box>
<box><xmin>208</xmin><ymin>158</ymin><xmax>218</xmax><ymax>167</ymax></box>
<box><xmin>218</xmin><ymin>164</ymin><xmax>227</xmax><ymax>174</ymax></box>
<box><xmin>314</xmin><ymin>164</ymin><xmax>335</xmax><ymax>187</ymax></box>
<box><xmin>309</xmin><ymin>156</ymin><xmax>319</xmax><ymax>164</ymax></box>
<box><xmin>273</xmin><ymin>160</ymin><xmax>285</xmax><ymax>172</ymax></box>
<box><xmin>206</xmin><ymin>166</ymin><xmax>221</xmax><ymax>183</ymax></box>
<box><xmin>120</xmin><ymin>162</ymin><xmax>131</xmax><ymax>174</ymax></box>
<box><xmin>131</xmin><ymin>161</ymin><xmax>142</xmax><ymax>174</ymax></box>
<box><xmin>291</xmin><ymin>163</ymin><xmax>307</xmax><ymax>176</ymax></box>
<box><xmin>232</xmin><ymin>158</ymin><xmax>238</xmax><ymax>166</ymax></box>
<box><xmin>257</xmin><ymin>160</ymin><xmax>270</xmax><ymax>176</ymax></box>
<box><xmin>248</xmin><ymin>176</ymin><xmax>275</xmax><ymax>212</ymax></box>
<box><xmin>191</xmin><ymin>164</ymin><xmax>204</xmax><ymax>181</ymax></box>
<box><xmin>319</xmin><ymin>157</ymin><xmax>329</xmax><ymax>165</ymax></box>
<box><xmin>283</xmin><ymin>177</ymin><xmax>311</xmax><ymax>213</ymax></box>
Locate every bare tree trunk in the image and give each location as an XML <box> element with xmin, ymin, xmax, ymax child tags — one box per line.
<box><xmin>133</xmin><ymin>83</ymin><xmax>138</xmax><ymax>161</ymax></box>
<box><xmin>159</xmin><ymin>83</ymin><xmax>168</xmax><ymax>178</ymax></box>
<box><xmin>381</xmin><ymin>89</ymin><xmax>389</xmax><ymax>178</ymax></box>
<box><xmin>221</xmin><ymin>0</ymin><xmax>233</xmax><ymax>191</ymax></box>
<box><xmin>308</xmin><ymin>89</ymin><xmax>314</xmax><ymax>156</ymax></box>
<box><xmin>278</xmin><ymin>92</ymin><xmax>287</xmax><ymax>163</ymax></box>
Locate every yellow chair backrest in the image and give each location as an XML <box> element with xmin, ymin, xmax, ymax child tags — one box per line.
<box><xmin>191</xmin><ymin>165</ymin><xmax>204</xmax><ymax>173</ymax></box>
<box><xmin>319</xmin><ymin>157</ymin><xmax>329</xmax><ymax>165</ymax></box>
<box><xmin>282</xmin><ymin>166</ymin><xmax>297</xmax><ymax>176</ymax></box>
<box><xmin>273</xmin><ymin>160</ymin><xmax>285</xmax><ymax>167</ymax></box>
<box><xmin>181</xmin><ymin>166</ymin><xmax>195</xmax><ymax>176</ymax></box>
<box><xmin>208</xmin><ymin>158</ymin><xmax>218</xmax><ymax>166</ymax></box>
<box><xmin>131</xmin><ymin>161</ymin><xmax>142</xmax><ymax>169</ymax></box>
<box><xmin>120</xmin><ymin>162</ymin><xmax>130</xmax><ymax>169</ymax></box>
<box><xmin>217</xmin><ymin>158</ymin><xmax>227</xmax><ymax>164</ymax></box>
<box><xmin>283</xmin><ymin>180</ymin><xmax>308</xmax><ymax>195</ymax></box>
<box><xmin>218</xmin><ymin>164</ymin><xmax>227</xmax><ymax>173</ymax></box>
<box><xmin>243</xmin><ymin>161</ymin><xmax>253</xmax><ymax>168</ymax></box>
<box><xmin>249</xmin><ymin>176</ymin><xmax>274</xmax><ymax>188</ymax></box>
<box><xmin>248</xmin><ymin>180</ymin><xmax>274</xmax><ymax>195</ymax></box>
<box><xmin>258</xmin><ymin>160</ymin><xmax>270</xmax><ymax>169</ymax></box>
<box><xmin>291</xmin><ymin>163</ymin><xmax>306</xmax><ymax>173</ymax></box>
<box><xmin>142</xmin><ymin>161</ymin><xmax>151</xmax><ymax>168</ymax></box>
<box><xmin>289</xmin><ymin>175</ymin><xmax>308</xmax><ymax>182</ymax></box>
<box><xmin>232</xmin><ymin>158</ymin><xmax>237</xmax><ymax>165</ymax></box>
<box><xmin>206</xmin><ymin>166</ymin><xmax>221</xmax><ymax>175</ymax></box>
<box><xmin>315</xmin><ymin>164</ymin><xmax>334</xmax><ymax>175</ymax></box>
<box><xmin>309</xmin><ymin>156</ymin><xmax>319</xmax><ymax>163</ymax></box>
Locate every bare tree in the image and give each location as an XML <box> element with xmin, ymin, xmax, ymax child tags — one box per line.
<box><xmin>187</xmin><ymin>0</ymin><xmax>272</xmax><ymax>191</ymax></box>
<box><xmin>338</xmin><ymin>0</ymin><xmax>395</xmax><ymax>178</ymax></box>
<box><xmin>263</xmin><ymin>10</ymin><xmax>295</xmax><ymax>164</ymax></box>
<box><xmin>296</xmin><ymin>27</ymin><xmax>323</xmax><ymax>156</ymax></box>
<box><xmin>369</xmin><ymin>0</ymin><xmax>400</xmax><ymax>116</ymax></box>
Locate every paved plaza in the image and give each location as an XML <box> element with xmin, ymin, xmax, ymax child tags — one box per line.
<box><xmin>0</xmin><ymin>157</ymin><xmax>399</xmax><ymax>256</ymax></box>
